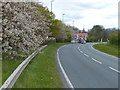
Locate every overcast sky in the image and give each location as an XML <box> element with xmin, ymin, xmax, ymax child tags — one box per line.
<box><xmin>38</xmin><ymin>0</ymin><xmax>119</xmax><ymax>31</ymax></box>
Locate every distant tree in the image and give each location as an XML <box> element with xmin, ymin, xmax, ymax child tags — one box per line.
<box><xmin>108</xmin><ymin>31</ymin><xmax>120</xmax><ymax>46</ymax></box>
<box><xmin>73</xmin><ymin>27</ymin><xmax>79</xmax><ymax>31</ymax></box>
<box><xmin>50</xmin><ymin>19</ymin><xmax>68</xmax><ymax>42</ymax></box>
<box><xmin>78</xmin><ymin>30</ymin><xmax>82</xmax><ymax>33</ymax></box>
<box><xmin>65</xmin><ymin>31</ymin><xmax>71</xmax><ymax>42</ymax></box>
<box><xmin>88</xmin><ymin>36</ymin><xmax>98</xmax><ymax>42</ymax></box>
<box><xmin>100</xmin><ymin>30</ymin><xmax>108</xmax><ymax>41</ymax></box>
<box><xmin>88</xmin><ymin>25</ymin><xmax>106</xmax><ymax>41</ymax></box>
<box><xmin>50</xmin><ymin>19</ymin><xmax>62</xmax><ymax>39</ymax></box>
<box><xmin>82</xmin><ymin>28</ymin><xmax>86</xmax><ymax>33</ymax></box>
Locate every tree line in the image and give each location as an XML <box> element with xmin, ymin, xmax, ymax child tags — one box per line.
<box><xmin>1</xmin><ymin>2</ymin><xmax>77</xmax><ymax>60</ymax></box>
<box><xmin>88</xmin><ymin>25</ymin><xmax>119</xmax><ymax>46</ymax></box>
<box><xmin>2</xmin><ymin>1</ymin><xmax>119</xmax><ymax>61</ymax></box>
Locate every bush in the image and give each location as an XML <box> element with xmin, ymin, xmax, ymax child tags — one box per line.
<box><xmin>88</xmin><ymin>36</ymin><xmax>98</xmax><ymax>42</ymax></box>
<box><xmin>2</xmin><ymin>2</ymin><xmax>52</xmax><ymax>57</ymax></box>
<box><xmin>109</xmin><ymin>32</ymin><xmax>119</xmax><ymax>46</ymax></box>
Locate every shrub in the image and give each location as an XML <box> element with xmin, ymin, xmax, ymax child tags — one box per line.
<box><xmin>88</xmin><ymin>36</ymin><xmax>98</xmax><ymax>42</ymax></box>
<box><xmin>109</xmin><ymin>32</ymin><xmax>119</xmax><ymax>46</ymax></box>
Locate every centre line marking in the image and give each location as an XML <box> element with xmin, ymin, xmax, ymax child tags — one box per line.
<box><xmin>84</xmin><ymin>54</ymin><xmax>89</xmax><ymax>57</ymax></box>
<box><xmin>80</xmin><ymin>51</ymin><xmax>83</xmax><ymax>53</ymax></box>
<box><xmin>91</xmin><ymin>58</ymin><xmax>102</xmax><ymax>64</ymax></box>
<box><xmin>109</xmin><ymin>67</ymin><xmax>120</xmax><ymax>73</ymax></box>
<box><xmin>77</xmin><ymin>47</ymin><xmax>80</xmax><ymax>50</ymax></box>
<box><xmin>78</xmin><ymin>47</ymin><xmax>83</xmax><ymax>53</ymax></box>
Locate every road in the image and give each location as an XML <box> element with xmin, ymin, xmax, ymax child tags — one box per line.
<box><xmin>57</xmin><ymin>43</ymin><xmax>119</xmax><ymax>88</ymax></box>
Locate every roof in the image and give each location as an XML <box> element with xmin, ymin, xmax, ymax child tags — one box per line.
<box><xmin>74</xmin><ymin>33</ymin><xmax>88</xmax><ymax>36</ymax></box>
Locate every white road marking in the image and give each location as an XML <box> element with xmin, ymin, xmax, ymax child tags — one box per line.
<box><xmin>91</xmin><ymin>58</ymin><xmax>102</xmax><ymax>64</ymax></box>
<box><xmin>62</xmin><ymin>45</ymin><xmax>66</xmax><ymax>48</ymax></box>
<box><xmin>78</xmin><ymin>46</ymin><xmax>103</xmax><ymax>65</ymax></box>
<box><xmin>84</xmin><ymin>54</ymin><xmax>89</xmax><ymax>57</ymax></box>
<box><xmin>78</xmin><ymin>46</ymin><xmax>102</xmax><ymax>64</ymax></box>
<box><xmin>77</xmin><ymin>47</ymin><xmax>80</xmax><ymax>50</ymax></box>
<box><xmin>80</xmin><ymin>51</ymin><xmax>83</xmax><ymax>53</ymax></box>
<box><xmin>109</xmin><ymin>67</ymin><xmax>120</xmax><ymax>73</ymax></box>
<box><xmin>57</xmin><ymin>47</ymin><xmax>74</xmax><ymax>88</ymax></box>
<box><xmin>78</xmin><ymin>47</ymin><xmax>83</xmax><ymax>53</ymax></box>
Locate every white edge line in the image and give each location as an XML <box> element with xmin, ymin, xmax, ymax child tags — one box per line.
<box><xmin>109</xmin><ymin>67</ymin><xmax>120</xmax><ymax>73</ymax></box>
<box><xmin>91</xmin><ymin>58</ymin><xmax>102</xmax><ymax>64</ymax></box>
<box><xmin>57</xmin><ymin>47</ymin><xmax>74</xmax><ymax>88</ymax></box>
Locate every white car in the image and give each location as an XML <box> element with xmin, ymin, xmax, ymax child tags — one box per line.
<box><xmin>71</xmin><ymin>40</ymin><xmax>78</xmax><ymax>43</ymax></box>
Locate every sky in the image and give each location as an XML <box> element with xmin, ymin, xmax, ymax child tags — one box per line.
<box><xmin>38</xmin><ymin>0</ymin><xmax>119</xmax><ymax>31</ymax></box>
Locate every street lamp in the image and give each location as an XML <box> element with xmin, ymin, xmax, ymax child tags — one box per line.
<box><xmin>51</xmin><ymin>0</ymin><xmax>54</xmax><ymax>12</ymax></box>
<box><xmin>72</xmin><ymin>20</ymin><xmax>74</xmax><ymax>26</ymax></box>
<box><xmin>72</xmin><ymin>20</ymin><xmax>74</xmax><ymax>30</ymax></box>
<box><xmin>62</xmin><ymin>13</ymin><xmax>65</xmax><ymax>42</ymax></box>
<box><xmin>62</xmin><ymin>14</ymin><xmax>65</xmax><ymax>23</ymax></box>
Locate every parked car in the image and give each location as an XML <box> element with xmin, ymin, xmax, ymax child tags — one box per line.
<box><xmin>71</xmin><ymin>40</ymin><xmax>76</xmax><ymax>43</ymax></box>
<box><xmin>71</xmin><ymin>40</ymin><xmax>78</xmax><ymax>43</ymax></box>
<box><xmin>81</xmin><ymin>39</ymin><xmax>86</xmax><ymax>44</ymax></box>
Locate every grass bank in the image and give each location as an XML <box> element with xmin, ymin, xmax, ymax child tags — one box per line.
<box><xmin>2</xmin><ymin>54</ymin><xmax>25</xmax><ymax>84</ymax></box>
<box><xmin>0</xmin><ymin>60</ymin><xmax>2</xmax><ymax>87</ymax></box>
<box><xmin>7</xmin><ymin>43</ymin><xmax>68</xmax><ymax>88</ymax></box>
<box><xmin>93</xmin><ymin>44</ymin><xmax>119</xmax><ymax>58</ymax></box>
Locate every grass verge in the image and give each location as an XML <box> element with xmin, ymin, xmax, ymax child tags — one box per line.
<box><xmin>12</xmin><ymin>43</ymin><xmax>68</xmax><ymax>88</ymax></box>
<box><xmin>2</xmin><ymin>54</ymin><xmax>25</xmax><ymax>84</ymax></box>
<box><xmin>0</xmin><ymin>60</ymin><xmax>2</xmax><ymax>87</ymax></box>
<box><xmin>93</xmin><ymin>44</ymin><xmax>119</xmax><ymax>58</ymax></box>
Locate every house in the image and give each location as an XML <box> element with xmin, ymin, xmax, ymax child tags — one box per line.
<box><xmin>73</xmin><ymin>33</ymin><xmax>88</xmax><ymax>42</ymax></box>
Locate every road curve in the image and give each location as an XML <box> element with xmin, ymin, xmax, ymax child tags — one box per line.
<box><xmin>57</xmin><ymin>43</ymin><xmax>118</xmax><ymax>88</ymax></box>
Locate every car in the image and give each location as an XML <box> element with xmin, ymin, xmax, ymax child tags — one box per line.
<box><xmin>71</xmin><ymin>40</ymin><xmax>76</xmax><ymax>43</ymax></box>
<box><xmin>71</xmin><ymin>40</ymin><xmax>78</xmax><ymax>43</ymax></box>
<box><xmin>81</xmin><ymin>40</ymin><xmax>86</xmax><ymax>44</ymax></box>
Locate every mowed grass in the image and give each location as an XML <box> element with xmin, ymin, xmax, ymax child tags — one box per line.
<box><xmin>93</xmin><ymin>44</ymin><xmax>119</xmax><ymax>58</ymax></box>
<box><xmin>0</xmin><ymin>60</ymin><xmax>2</xmax><ymax>87</ymax></box>
<box><xmin>2</xmin><ymin>55</ymin><xmax>25</xmax><ymax>84</ymax></box>
<box><xmin>13</xmin><ymin>43</ymin><xmax>68</xmax><ymax>88</ymax></box>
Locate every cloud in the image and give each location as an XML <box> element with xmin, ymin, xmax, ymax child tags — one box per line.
<box><xmin>39</xmin><ymin>0</ymin><xmax>119</xmax><ymax>30</ymax></box>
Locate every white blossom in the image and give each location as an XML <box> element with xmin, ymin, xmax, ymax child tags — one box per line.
<box><xmin>2</xmin><ymin>2</ymin><xmax>51</xmax><ymax>58</ymax></box>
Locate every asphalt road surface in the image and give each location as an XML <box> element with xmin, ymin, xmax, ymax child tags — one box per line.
<box><xmin>57</xmin><ymin>43</ymin><xmax>119</xmax><ymax>88</ymax></box>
